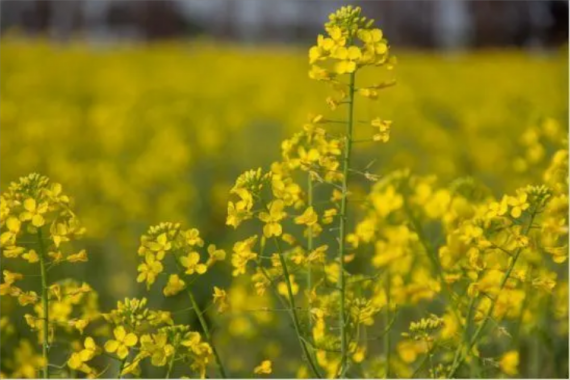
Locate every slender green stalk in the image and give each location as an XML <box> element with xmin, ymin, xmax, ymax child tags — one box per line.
<box><xmin>165</xmin><ymin>335</ymin><xmax>180</xmax><ymax>379</ymax></box>
<box><xmin>307</xmin><ymin>173</ymin><xmax>314</xmax><ymax>330</ymax></box>
<box><xmin>174</xmin><ymin>254</ymin><xmax>228</xmax><ymax>378</ymax></box>
<box><xmin>117</xmin><ymin>357</ymin><xmax>127</xmax><ymax>379</ymax></box>
<box><xmin>37</xmin><ymin>228</ymin><xmax>50</xmax><ymax>379</ymax></box>
<box><xmin>447</xmin><ymin>206</ymin><xmax>540</xmax><ymax>378</ymax></box>
<box><xmin>384</xmin><ymin>270</ymin><xmax>391</xmax><ymax>379</ymax></box>
<box><xmin>273</xmin><ymin>237</ymin><xmax>322</xmax><ymax>378</ymax></box>
<box><xmin>186</xmin><ymin>286</ymin><xmax>227</xmax><ymax>378</ymax></box>
<box><xmin>337</xmin><ymin>70</ymin><xmax>356</xmax><ymax>378</ymax></box>
<box><xmin>449</xmin><ymin>296</ymin><xmax>475</xmax><ymax>373</ymax></box>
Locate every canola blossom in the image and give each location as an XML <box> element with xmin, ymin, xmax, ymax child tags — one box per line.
<box><xmin>0</xmin><ymin>5</ymin><xmax>568</xmax><ymax>380</ymax></box>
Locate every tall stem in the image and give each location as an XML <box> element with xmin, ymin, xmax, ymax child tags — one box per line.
<box><xmin>117</xmin><ymin>357</ymin><xmax>127</xmax><ymax>379</ymax></box>
<box><xmin>338</xmin><ymin>70</ymin><xmax>356</xmax><ymax>377</ymax></box>
<box><xmin>307</xmin><ymin>173</ymin><xmax>314</xmax><ymax>330</ymax></box>
<box><xmin>273</xmin><ymin>237</ymin><xmax>322</xmax><ymax>378</ymax></box>
<box><xmin>174</xmin><ymin>255</ymin><xmax>228</xmax><ymax>378</ymax></box>
<box><xmin>447</xmin><ymin>205</ymin><xmax>539</xmax><ymax>378</ymax></box>
<box><xmin>37</xmin><ymin>228</ymin><xmax>50</xmax><ymax>379</ymax></box>
<box><xmin>165</xmin><ymin>335</ymin><xmax>180</xmax><ymax>379</ymax></box>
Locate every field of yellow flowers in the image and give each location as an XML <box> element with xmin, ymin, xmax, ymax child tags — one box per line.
<box><xmin>1</xmin><ymin>5</ymin><xmax>568</xmax><ymax>379</ymax></box>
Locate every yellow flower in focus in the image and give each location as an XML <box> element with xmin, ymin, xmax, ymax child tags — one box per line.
<box><xmin>259</xmin><ymin>200</ymin><xmax>287</xmax><ymax>238</ymax></box>
<box><xmin>180</xmin><ymin>252</ymin><xmax>207</xmax><ymax>275</ymax></box>
<box><xmin>140</xmin><ymin>333</ymin><xmax>174</xmax><ymax>367</ymax></box>
<box><xmin>104</xmin><ymin>326</ymin><xmax>138</xmax><ymax>359</ymax></box>
<box><xmin>0</xmin><ymin>217</ymin><xmax>20</xmax><ymax>246</ymax></box>
<box><xmin>507</xmin><ymin>190</ymin><xmax>529</xmax><ymax>218</ymax></box>
<box><xmin>147</xmin><ymin>233</ymin><xmax>172</xmax><ymax>260</ymax></box>
<box><xmin>137</xmin><ymin>253</ymin><xmax>163</xmax><ymax>289</ymax></box>
<box><xmin>254</xmin><ymin>360</ymin><xmax>272</xmax><ymax>375</ymax></box>
<box><xmin>19</xmin><ymin>198</ymin><xmax>48</xmax><ymax>227</ymax></box>
<box><xmin>334</xmin><ymin>60</ymin><xmax>356</xmax><ymax>75</ymax></box>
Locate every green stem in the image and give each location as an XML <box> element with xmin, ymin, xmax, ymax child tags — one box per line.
<box><xmin>165</xmin><ymin>336</ymin><xmax>180</xmax><ymax>379</ymax></box>
<box><xmin>174</xmin><ymin>255</ymin><xmax>228</xmax><ymax>378</ymax></box>
<box><xmin>117</xmin><ymin>357</ymin><xmax>127</xmax><ymax>379</ymax></box>
<box><xmin>384</xmin><ymin>270</ymin><xmax>391</xmax><ymax>379</ymax></box>
<box><xmin>307</xmin><ymin>173</ymin><xmax>314</xmax><ymax>331</ymax></box>
<box><xmin>338</xmin><ymin>69</ymin><xmax>356</xmax><ymax>378</ymax></box>
<box><xmin>273</xmin><ymin>237</ymin><xmax>322</xmax><ymax>378</ymax></box>
<box><xmin>37</xmin><ymin>228</ymin><xmax>50</xmax><ymax>379</ymax></box>
<box><xmin>447</xmin><ymin>206</ymin><xmax>540</xmax><ymax>378</ymax></box>
<box><xmin>187</xmin><ymin>288</ymin><xmax>227</xmax><ymax>378</ymax></box>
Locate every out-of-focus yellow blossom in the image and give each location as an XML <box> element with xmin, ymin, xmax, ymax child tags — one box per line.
<box><xmin>254</xmin><ymin>360</ymin><xmax>272</xmax><ymax>375</ymax></box>
<box><xmin>499</xmin><ymin>350</ymin><xmax>519</xmax><ymax>376</ymax></box>
<box><xmin>213</xmin><ymin>286</ymin><xmax>229</xmax><ymax>313</ymax></box>
<box><xmin>163</xmin><ymin>274</ymin><xmax>186</xmax><ymax>297</ymax></box>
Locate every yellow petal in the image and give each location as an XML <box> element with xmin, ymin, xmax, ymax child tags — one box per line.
<box><xmin>104</xmin><ymin>340</ymin><xmax>119</xmax><ymax>353</ymax></box>
<box><xmin>116</xmin><ymin>345</ymin><xmax>129</xmax><ymax>359</ymax></box>
<box><xmin>124</xmin><ymin>333</ymin><xmax>138</xmax><ymax>347</ymax></box>
<box><xmin>114</xmin><ymin>326</ymin><xmax>126</xmax><ymax>341</ymax></box>
<box><xmin>23</xmin><ymin>198</ymin><xmax>36</xmax><ymax>212</ymax></box>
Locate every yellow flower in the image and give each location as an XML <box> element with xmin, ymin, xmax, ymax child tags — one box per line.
<box><xmin>18</xmin><ymin>291</ymin><xmax>39</xmax><ymax>306</ymax></box>
<box><xmin>207</xmin><ymin>244</ymin><xmax>226</xmax><ymax>265</ymax></box>
<box><xmin>507</xmin><ymin>190</ymin><xmax>530</xmax><ymax>218</ymax></box>
<box><xmin>71</xmin><ymin>319</ymin><xmax>90</xmax><ymax>334</ymax></box>
<box><xmin>486</xmin><ymin>197</ymin><xmax>509</xmax><ymax>219</ymax></box>
<box><xmin>309</xmin><ymin>46</ymin><xmax>322</xmax><ymax>64</ymax></box>
<box><xmin>231</xmin><ymin>235</ymin><xmax>258</xmax><ymax>276</ymax></box>
<box><xmin>104</xmin><ymin>326</ymin><xmax>138</xmax><ymax>359</ymax></box>
<box><xmin>212</xmin><ymin>286</ymin><xmax>229</xmax><ymax>313</ymax></box>
<box><xmin>499</xmin><ymin>350</ymin><xmax>519</xmax><ymax>376</ymax></box>
<box><xmin>67</xmin><ymin>337</ymin><xmax>99</xmax><ymax>373</ymax></box>
<box><xmin>278</xmin><ymin>275</ymin><xmax>299</xmax><ymax>298</ymax></box>
<box><xmin>308</xmin><ymin>65</ymin><xmax>330</xmax><ymax>81</ymax></box>
<box><xmin>147</xmin><ymin>233</ymin><xmax>172</xmax><ymax>260</ymax></box>
<box><xmin>334</xmin><ymin>60</ymin><xmax>356</xmax><ymax>75</ymax></box>
<box><xmin>259</xmin><ymin>200</ymin><xmax>287</xmax><ymax>238</ymax></box>
<box><xmin>180</xmin><ymin>252</ymin><xmax>207</xmax><ymax>275</ymax></box>
<box><xmin>22</xmin><ymin>249</ymin><xmax>39</xmax><ymax>263</ymax></box>
<box><xmin>3</xmin><ymin>270</ymin><xmax>23</xmax><ymax>285</ymax></box>
<box><xmin>0</xmin><ymin>216</ymin><xmax>20</xmax><ymax>246</ymax></box>
<box><xmin>19</xmin><ymin>198</ymin><xmax>48</xmax><ymax>227</ymax></box>
<box><xmin>163</xmin><ymin>274</ymin><xmax>186</xmax><ymax>297</ymax></box>
<box><xmin>140</xmin><ymin>333</ymin><xmax>174</xmax><ymax>367</ymax></box>
<box><xmin>184</xmin><ymin>228</ymin><xmax>205</xmax><ymax>247</ymax></box>
<box><xmin>137</xmin><ymin>252</ymin><xmax>163</xmax><ymax>289</ymax></box>
<box><xmin>294</xmin><ymin>206</ymin><xmax>318</xmax><ymax>226</ymax></box>
<box><xmin>254</xmin><ymin>360</ymin><xmax>272</xmax><ymax>375</ymax></box>
<box><xmin>371</xmin><ymin>118</ymin><xmax>392</xmax><ymax>142</ymax></box>
<box><xmin>67</xmin><ymin>249</ymin><xmax>88</xmax><ymax>263</ymax></box>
